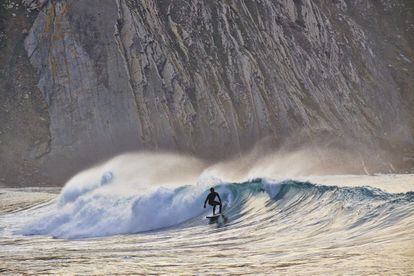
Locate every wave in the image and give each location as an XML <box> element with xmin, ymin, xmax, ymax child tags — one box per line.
<box><xmin>17</xmin><ymin>171</ymin><xmax>414</xmax><ymax>239</ymax></box>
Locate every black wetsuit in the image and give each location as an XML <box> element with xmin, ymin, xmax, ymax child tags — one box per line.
<box><xmin>205</xmin><ymin>191</ymin><xmax>222</xmax><ymax>214</ymax></box>
<box><xmin>207</xmin><ymin>192</ymin><xmax>220</xmax><ymax>205</ymax></box>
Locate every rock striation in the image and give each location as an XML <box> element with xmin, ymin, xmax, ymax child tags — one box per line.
<box><xmin>1</xmin><ymin>0</ymin><xmax>413</xmax><ymax>185</ymax></box>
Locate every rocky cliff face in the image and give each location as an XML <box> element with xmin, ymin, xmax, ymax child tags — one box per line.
<box><xmin>1</xmin><ymin>0</ymin><xmax>413</xmax><ymax>186</ymax></box>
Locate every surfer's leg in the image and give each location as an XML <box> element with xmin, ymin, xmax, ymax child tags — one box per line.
<box><xmin>214</xmin><ymin>201</ymin><xmax>221</xmax><ymax>214</ymax></box>
<box><xmin>213</xmin><ymin>204</ymin><xmax>216</xmax><ymax>215</ymax></box>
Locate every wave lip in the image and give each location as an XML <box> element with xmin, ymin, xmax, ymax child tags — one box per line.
<box><xmin>18</xmin><ymin>175</ymin><xmax>414</xmax><ymax>239</ymax></box>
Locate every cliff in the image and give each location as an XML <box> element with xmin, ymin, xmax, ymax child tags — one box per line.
<box><xmin>1</xmin><ymin>0</ymin><xmax>413</xmax><ymax>186</ymax></box>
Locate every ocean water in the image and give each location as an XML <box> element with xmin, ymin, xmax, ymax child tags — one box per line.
<box><xmin>1</xmin><ymin>154</ymin><xmax>414</xmax><ymax>274</ymax></box>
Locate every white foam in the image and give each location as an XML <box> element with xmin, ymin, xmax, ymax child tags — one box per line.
<box><xmin>18</xmin><ymin>153</ymin><xmax>232</xmax><ymax>238</ymax></box>
<box><xmin>20</xmin><ymin>181</ymin><xmax>240</xmax><ymax>238</ymax></box>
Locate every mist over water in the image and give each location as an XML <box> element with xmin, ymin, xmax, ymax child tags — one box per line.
<box><xmin>1</xmin><ymin>151</ymin><xmax>414</xmax><ymax>274</ymax></box>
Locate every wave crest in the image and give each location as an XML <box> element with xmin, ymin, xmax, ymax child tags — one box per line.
<box><xmin>18</xmin><ymin>173</ymin><xmax>413</xmax><ymax>239</ymax></box>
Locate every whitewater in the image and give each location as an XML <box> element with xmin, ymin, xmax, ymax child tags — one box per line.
<box><xmin>1</xmin><ymin>153</ymin><xmax>414</xmax><ymax>274</ymax></box>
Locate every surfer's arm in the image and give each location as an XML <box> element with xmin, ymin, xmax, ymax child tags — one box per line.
<box><xmin>217</xmin><ymin>193</ymin><xmax>222</xmax><ymax>203</ymax></box>
<box><xmin>204</xmin><ymin>196</ymin><xmax>208</xmax><ymax>208</ymax></box>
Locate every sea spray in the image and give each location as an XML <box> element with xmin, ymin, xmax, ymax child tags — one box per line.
<box><xmin>16</xmin><ymin>153</ymin><xmax>414</xmax><ymax>239</ymax></box>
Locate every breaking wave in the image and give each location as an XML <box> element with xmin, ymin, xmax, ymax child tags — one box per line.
<box><xmin>18</xmin><ymin>173</ymin><xmax>414</xmax><ymax>239</ymax></box>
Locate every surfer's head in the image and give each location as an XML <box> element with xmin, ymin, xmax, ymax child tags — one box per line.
<box><xmin>210</xmin><ymin>187</ymin><xmax>214</xmax><ymax>192</ymax></box>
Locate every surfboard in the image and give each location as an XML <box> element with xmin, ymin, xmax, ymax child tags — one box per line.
<box><xmin>206</xmin><ymin>214</ymin><xmax>221</xmax><ymax>219</ymax></box>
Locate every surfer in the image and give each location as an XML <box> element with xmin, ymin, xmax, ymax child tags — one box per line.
<box><xmin>204</xmin><ymin>187</ymin><xmax>222</xmax><ymax>215</ymax></box>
